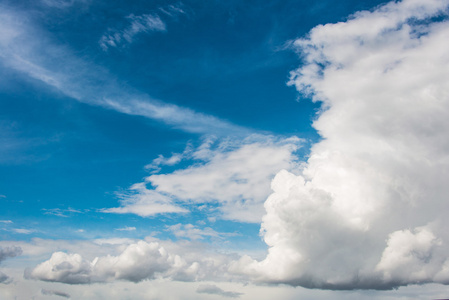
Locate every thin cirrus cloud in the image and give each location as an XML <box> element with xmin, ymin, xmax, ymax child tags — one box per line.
<box><xmin>99</xmin><ymin>3</ymin><xmax>187</xmax><ymax>51</ymax></box>
<box><xmin>0</xmin><ymin>7</ymin><xmax>249</xmax><ymax>137</ymax></box>
<box><xmin>102</xmin><ymin>135</ymin><xmax>302</xmax><ymax>223</ymax></box>
<box><xmin>231</xmin><ymin>0</ymin><xmax>449</xmax><ymax>290</ymax></box>
<box><xmin>99</xmin><ymin>14</ymin><xmax>166</xmax><ymax>51</ymax></box>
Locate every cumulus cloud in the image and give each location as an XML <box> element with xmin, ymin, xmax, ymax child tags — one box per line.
<box><xmin>231</xmin><ymin>0</ymin><xmax>449</xmax><ymax>290</ymax></box>
<box><xmin>0</xmin><ymin>246</ymin><xmax>22</xmax><ymax>263</ymax></box>
<box><xmin>104</xmin><ymin>135</ymin><xmax>302</xmax><ymax>222</ymax></box>
<box><xmin>197</xmin><ymin>284</ymin><xmax>243</xmax><ymax>298</ymax></box>
<box><xmin>26</xmin><ymin>240</ymin><xmax>235</xmax><ymax>284</ymax></box>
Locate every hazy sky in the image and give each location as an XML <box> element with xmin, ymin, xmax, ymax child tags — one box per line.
<box><xmin>1</xmin><ymin>0</ymin><xmax>449</xmax><ymax>299</ymax></box>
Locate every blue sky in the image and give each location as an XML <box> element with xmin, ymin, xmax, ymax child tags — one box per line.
<box><xmin>2</xmin><ymin>0</ymin><xmax>449</xmax><ymax>299</ymax></box>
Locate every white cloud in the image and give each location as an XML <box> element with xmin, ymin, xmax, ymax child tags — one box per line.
<box><xmin>231</xmin><ymin>0</ymin><xmax>449</xmax><ymax>290</ymax></box>
<box><xmin>166</xmin><ymin>223</ymin><xmax>233</xmax><ymax>241</ymax></box>
<box><xmin>197</xmin><ymin>284</ymin><xmax>243</xmax><ymax>298</ymax></box>
<box><xmin>102</xmin><ymin>183</ymin><xmax>189</xmax><ymax>217</ymax></box>
<box><xmin>99</xmin><ymin>14</ymin><xmax>166</xmax><ymax>51</ymax></box>
<box><xmin>104</xmin><ymin>135</ymin><xmax>302</xmax><ymax>222</ymax></box>
<box><xmin>115</xmin><ymin>226</ymin><xmax>136</xmax><ymax>231</ymax></box>
<box><xmin>12</xmin><ymin>228</ymin><xmax>35</xmax><ymax>234</ymax></box>
<box><xmin>0</xmin><ymin>7</ymin><xmax>249</xmax><ymax>136</ymax></box>
<box><xmin>26</xmin><ymin>239</ymin><xmax>236</xmax><ymax>284</ymax></box>
<box><xmin>43</xmin><ymin>207</ymin><xmax>85</xmax><ymax>217</ymax></box>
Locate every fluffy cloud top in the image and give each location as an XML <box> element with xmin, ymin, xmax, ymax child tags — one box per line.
<box><xmin>26</xmin><ymin>240</ymin><xmax>235</xmax><ymax>284</ymax></box>
<box><xmin>232</xmin><ymin>0</ymin><xmax>449</xmax><ymax>290</ymax></box>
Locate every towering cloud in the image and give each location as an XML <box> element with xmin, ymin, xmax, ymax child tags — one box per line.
<box><xmin>232</xmin><ymin>0</ymin><xmax>449</xmax><ymax>290</ymax></box>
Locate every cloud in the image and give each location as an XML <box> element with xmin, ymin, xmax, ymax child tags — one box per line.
<box><xmin>99</xmin><ymin>14</ymin><xmax>166</xmax><ymax>51</ymax></box>
<box><xmin>41</xmin><ymin>288</ymin><xmax>71</xmax><ymax>298</ymax></box>
<box><xmin>104</xmin><ymin>135</ymin><xmax>302</xmax><ymax>222</ymax></box>
<box><xmin>0</xmin><ymin>246</ymin><xmax>22</xmax><ymax>284</ymax></box>
<box><xmin>43</xmin><ymin>208</ymin><xmax>85</xmax><ymax>218</ymax></box>
<box><xmin>167</xmin><ymin>223</ymin><xmax>232</xmax><ymax>241</ymax></box>
<box><xmin>231</xmin><ymin>0</ymin><xmax>449</xmax><ymax>290</ymax></box>
<box><xmin>101</xmin><ymin>184</ymin><xmax>189</xmax><ymax>217</ymax></box>
<box><xmin>0</xmin><ymin>271</ymin><xmax>12</xmax><ymax>284</ymax></box>
<box><xmin>0</xmin><ymin>220</ymin><xmax>12</xmax><ymax>224</ymax></box>
<box><xmin>26</xmin><ymin>239</ymin><xmax>235</xmax><ymax>284</ymax></box>
<box><xmin>115</xmin><ymin>226</ymin><xmax>136</xmax><ymax>231</ymax></box>
<box><xmin>40</xmin><ymin>0</ymin><xmax>86</xmax><ymax>8</ymax></box>
<box><xmin>12</xmin><ymin>228</ymin><xmax>35</xmax><ymax>234</ymax></box>
<box><xmin>0</xmin><ymin>7</ymin><xmax>249</xmax><ymax>136</ymax></box>
<box><xmin>197</xmin><ymin>284</ymin><xmax>243</xmax><ymax>298</ymax></box>
<box><xmin>0</xmin><ymin>246</ymin><xmax>22</xmax><ymax>263</ymax></box>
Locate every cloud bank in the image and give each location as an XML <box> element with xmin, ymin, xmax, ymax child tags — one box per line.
<box><xmin>231</xmin><ymin>0</ymin><xmax>449</xmax><ymax>290</ymax></box>
<box><xmin>26</xmin><ymin>240</ymin><xmax>235</xmax><ymax>284</ymax></box>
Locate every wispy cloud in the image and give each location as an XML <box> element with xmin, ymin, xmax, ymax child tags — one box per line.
<box><xmin>197</xmin><ymin>284</ymin><xmax>243</xmax><ymax>298</ymax></box>
<box><xmin>103</xmin><ymin>135</ymin><xmax>302</xmax><ymax>222</ymax></box>
<box><xmin>12</xmin><ymin>228</ymin><xmax>36</xmax><ymax>234</ymax></box>
<box><xmin>115</xmin><ymin>226</ymin><xmax>136</xmax><ymax>231</ymax></box>
<box><xmin>166</xmin><ymin>223</ymin><xmax>234</xmax><ymax>241</ymax></box>
<box><xmin>0</xmin><ymin>7</ymin><xmax>250</xmax><ymax>136</ymax></box>
<box><xmin>99</xmin><ymin>14</ymin><xmax>166</xmax><ymax>51</ymax></box>
<box><xmin>42</xmin><ymin>208</ymin><xmax>86</xmax><ymax>218</ymax></box>
<box><xmin>41</xmin><ymin>288</ymin><xmax>71</xmax><ymax>298</ymax></box>
<box><xmin>99</xmin><ymin>3</ymin><xmax>187</xmax><ymax>51</ymax></box>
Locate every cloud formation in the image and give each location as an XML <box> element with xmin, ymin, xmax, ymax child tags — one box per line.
<box><xmin>197</xmin><ymin>284</ymin><xmax>243</xmax><ymax>298</ymax></box>
<box><xmin>41</xmin><ymin>288</ymin><xmax>71</xmax><ymax>298</ymax></box>
<box><xmin>0</xmin><ymin>246</ymin><xmax>22</xmax><ymax>263</ymax></box>
<box><xmin>0</xmin><ymin>7</ymin><xmax>248</xmax><ymax>136</ymax></box>
<box><xmin>99</xmin><ymin>14</ymin><xmax>166</xmax><ymax>51</ymax></box>
<box><xmin>232</xmin><ymin>0</ymin><xmax>449</xmax><ymax>290</ymax></box>
<box><xmin>104</xmin><ymin>135</ymin><xmax>302</xmax><ymax>222</ymax></box>
<box><xmin>26</xmin><ymin>240</ymin><xmax>235</xmax><ymax>284</ymax></box>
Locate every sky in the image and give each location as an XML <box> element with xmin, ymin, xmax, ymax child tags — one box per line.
<box><xmin>1</xmin><ymin>0</ymin><xmax>449</xmax><ymax>299</ymax></box>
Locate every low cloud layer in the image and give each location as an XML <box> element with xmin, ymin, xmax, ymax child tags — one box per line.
<box><xmin>26</xmin><ymin>240</ymin><xmax>236</xmax><ymax>284</ymax></box>
<box><xmin>41</xmin><ymin>288</ymin><xmax>71</xmax><ymax>298</ymax></box>
<box><xmin>231</xmin><ymin>0</ymin><xmax>449</xmax><ymax>290</ymax></box>
<box><xmin>197</xmin><ymin>284</ymin><xmax>243</xmax><ymax>298</ymax></box>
